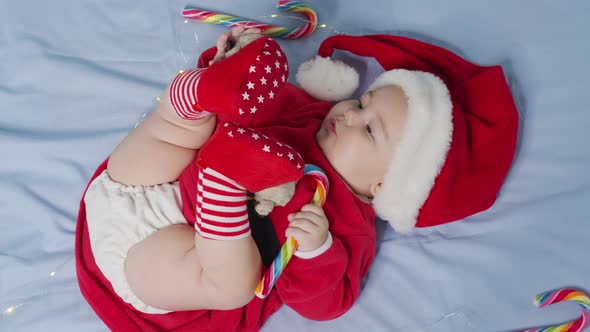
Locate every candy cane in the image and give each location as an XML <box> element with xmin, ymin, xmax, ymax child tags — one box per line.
<box><xmin>182</xmin><ymin>0</ymin><xmax>318</xmax><ymax>39</ymax></box>
<box><xmin>255</xmin><ymin>164</ymin><xmax>329</xmax><ymax>298</ymax></box>
<box><xmin>521</xmin><ymin>288</ymin><xmax>590</xmax><ymax>332</ymax></box>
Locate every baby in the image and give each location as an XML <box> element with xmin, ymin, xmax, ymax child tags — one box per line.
<box><xmin>77</xmin><ymin>26</ymin><xmax>518</xmax><ymax>332</ymax></box>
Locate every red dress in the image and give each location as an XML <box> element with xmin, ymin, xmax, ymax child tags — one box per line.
<box><xmin>76</xmin><ymin>48</ymin><xmax>377</xmax><ymax>331</ymax></box>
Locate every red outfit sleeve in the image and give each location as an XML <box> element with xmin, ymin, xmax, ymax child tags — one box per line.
<box><xmin>275</xmin><ymin>233</ymin><xmax>375</xmax><ymax>321</ymax></box>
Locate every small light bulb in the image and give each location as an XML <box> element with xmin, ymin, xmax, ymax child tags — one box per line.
<box><xmin>156</xmin><ymin>97</ymin><xmax>161</xmax><ymax>101</ymax></box>
<box><xmin>319</xmin><ymin>24</ymin><xmax>327</xmax><ymax>28</ymax></box>
<box><xmin>271</xmin><ymin>14</ymin><xmax>279</xmax><ymax>18</ymax></box>
<box><xmin>184</xmin><ymin>20</ymin><xmax>189</xmax><ymax>23</ymax></box>
<box><xmin>50</xmin><ymin>271</ymin><xmax>56</xmax><ymax>277</ymax></box>
<box><xmin>4</xmin><ymin>306</ymin><xmax>16</xmax><ymax>315</ymax></box>
<box><xmin>179</xmin><ymin>70</ymin><xmax>185</xmax><ymax>74</ymax></box>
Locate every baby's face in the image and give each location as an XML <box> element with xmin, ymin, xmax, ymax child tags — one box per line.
<box><xmin>316</xmin><ymin>85</ymin><xmax>408</xmax><ymax>199</ymax></box>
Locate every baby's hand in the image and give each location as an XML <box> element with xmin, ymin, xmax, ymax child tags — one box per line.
<box><xmin>209</xmin><ymin>25</ymin><xmax>262</xmax><ymax>66</ymax></box>
<box><xmin>286</xmin><ymin>204</ymin><xmax>329</xmax><ymax>252</ymax></box>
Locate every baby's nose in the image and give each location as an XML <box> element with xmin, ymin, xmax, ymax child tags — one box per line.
<box><xmin>344</xmin><ymin>110</ymin><xmax>355</xmax><ymax>126</ymax></box>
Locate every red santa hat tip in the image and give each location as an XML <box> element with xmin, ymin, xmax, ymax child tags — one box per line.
<box><xmin>296</xmin><ymin>55</ymin><xmax>359</xmax><ymax>101</ymax></box>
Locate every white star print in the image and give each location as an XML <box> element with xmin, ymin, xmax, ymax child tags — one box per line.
<box><xmin>276</xmin><ymin>50</ymin><xmax>282</xmax><ymax>57</ymax></box>
<box><xmin>263</xmin><ymin>135</ymin><xmax>269</xmax><ymax>139</ymax></box>
<box><xmin>269</xmin><ymin>91</ymin><xmax>275</xmax><ymax>99</ymax></box>
<box><xmin>242</xmin><ymin>92</ymin><xmax>250</xmax><ymax>100</ymax></box>
<box><xmin>288</xmin><ymin>152</ymin><xmax>294</xmax><ymax>160</ymax></box>
<box><xmin>237</xmin><ymin>128</ymin><xmax>246</xmax><ymax>134</ymax></box>
<box><xmin>277</xmin><ymin>153</ymin><xmax>283</xmax><ymax>157</ymax></box>
<box><xmin>247</xmin><ymin>81</ymin><xmax>255</xmax><ymax>89</ymax></box>
<box><xmin>276</xmin><ymin>141</ymin><xmax>283</xmax><ymax>147</ymax></box>
<box><xmin>281</xmin><ymin>75</ymin><xmax>286</xmax><ymax>82</ymax></box>
<box><xmin>296</xmin><ymin>163</ymin><xmax>301</xmax><ymax>169</ymax></box>
<box><xmin>239</xmin><ymin>108</ymin><xmax>244</xmax><ymax>115</ymax></box>
<box><xmin>284</xmin><ymin>63</ymin><xmax>288</xmax><ymax>71</ymax></box>
<box><xmin>263</xmin><ymin>145</ymin><xmax>271</xmax><ymax>152</ymax></box>
<box><xmin>258</xmin><ymin>95</ymin><xmax>265</xmax><ymax>103</ymax></box>
<box><xmin>260</xmin><ymin>77</ymin><xmax>267</xmax><ymax>85</ymax></box>
<box><xmin>264</xmin><ymin>43</ymin><xmax>269</xmax><ymax>48</ymax></box>
<box><xmin>224</xmin><ymin>123</ymin><xmax>230</xmax><ymax>127</ymax></box>
<box><xmin>273</xmin><ymin>80</ymin><xmax>278</xmax><ymax>87</ymax></box>
<box><xmin>252</xmin><ymin>133</ymin><xmax>260</xmax><ymax>140</ymax></box>
<box><xmin>250</xmin><ymin>106</ymin><xmax>257</xmax><ymax>114</ymax></box>
<box><xmin>265</xmin><ymin>65</ymin><xmax>272</xmax><ymax>73</ymax></box>
<box><xmin>249</xmin><ymin>66</ymin><xmax>256</xmax><ymax>73</ymax></box>
<box><xmin>263</xmin><ymin>51</ymin><xmax>271</xmax><ymax>56</ymax></box>
<box><xmin>256</xmin><ymin>55</ymin><xmax>260</xmax><ymax>61</ymax></box>
<box><xmin>275</xmin><ymin>60</ymin><xmax>281</xmax><ymax>69</ymax></box>
<box><xmin>228</xmin><ymin>131</ymin><xmax>234</xmax><ymax>137</ymax></box>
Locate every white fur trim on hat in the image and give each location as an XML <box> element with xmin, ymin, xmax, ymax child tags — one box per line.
<box><xmin>370</xmin><ymin>70</ymin><xmax>453</xmax><ymax>233</ymax></box>
<box><xmin>296</xmin><ymin>56</ymin><xmax>359</xmax><ymax>101</ymax></box>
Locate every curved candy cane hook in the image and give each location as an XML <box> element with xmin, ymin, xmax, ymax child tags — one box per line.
<box><xmin>520</xmin><ymin>288</ymin><xmax>589</xmax><ymax>332</ymax></box>
<box><xmin>182</xmin><ymin>0</ymin><xmax>318</xmax><ymax>39</ymax></box>
<box><xmin>255</xmin><ymin>164</ymin><xmax>329</xmax><ymax>298</ymax></box>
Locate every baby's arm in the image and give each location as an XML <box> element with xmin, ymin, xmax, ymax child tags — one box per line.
<box><xmin>277</xmin><ymin>234</ymin><xmax>374</xmax><ymax>320</ymax></box>
<box><xmin>277</xmin><ymin>206</ymin><xmax>375</xmax><ymax>320</ymax></box>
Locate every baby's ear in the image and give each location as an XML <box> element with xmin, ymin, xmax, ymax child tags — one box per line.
<box><xmin>369</xmin><ymin>182</ymin><xmax>382</xmax><ymax>198</ymax></box>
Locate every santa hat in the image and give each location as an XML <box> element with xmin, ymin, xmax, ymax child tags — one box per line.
<box><xmin>296</xmin><ymin>34</ymin><xmax>519</xmax><ymax>233</ymax></box>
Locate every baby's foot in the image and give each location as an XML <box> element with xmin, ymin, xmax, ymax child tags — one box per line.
<box><xmin>169</xmin><ymin>36</ymin><xmax>289</xmax><ymax>126</ymax></box>
<box><xmin>194</xmin><ymin>122</ymin><xmax>304</xmax><ymax>240</ymax></box>
<box><xmin>197</xmin><ymin>122</ymin><xmax>304</xmax><ymax>194</ymax></box>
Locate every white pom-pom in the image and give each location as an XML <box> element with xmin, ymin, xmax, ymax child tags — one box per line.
<box><xmin>296</xmin><ymin>56</ymin><xmax>359</xmax><ymax>101</ymax></box>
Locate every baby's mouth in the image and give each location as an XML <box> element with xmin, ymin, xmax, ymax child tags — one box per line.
<box><xmin>328</xmin><ymin>118</ymin><xmax>337</xmax><ymax>135</ymax></box>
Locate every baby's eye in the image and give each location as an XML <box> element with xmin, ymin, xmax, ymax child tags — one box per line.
<box><xmin>366</xmin><ymin>125</ymin><xmax>374</xmax><ymax>140</ymax></box>
<box><xmin>357</xmin><ymin>100</ymin><xmax>364</xmax><ymax>110</ymax></box>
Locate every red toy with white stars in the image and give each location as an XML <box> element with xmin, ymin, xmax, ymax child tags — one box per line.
<box><xmin>170</xmin><ymin>35</ymin><xmax>303</xmax><ymax>240</ymax></box>
<box><xmin>170</xmin><ymin>35</ymin><xmax>289</xmax><ymax>126</ymax></box>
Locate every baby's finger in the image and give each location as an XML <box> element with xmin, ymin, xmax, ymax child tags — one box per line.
<box><xmin>230</xmin><ymin>25</ymin><xmax>246</xmax><ymax>40</ymax></box>
<box><xmin>300</xmin><ymin>204</ymin><xmax>325</xmax><ymax>217</ymax></box>
<box><xmin>289</xmin><ymin>211</ymin><xmax>324</xmax><ymax>226</ymax></box>
<box><xmin>242</xmin><ymin>28</ymin><xmax>262</xmax><ymax>35</ymax></box>
<box><xmin>213</xmin><ymin>33</ymin><xmax>229</xmax><ymax>61</ymax></box>
<box><xmin>285</xmin><ymin>224</ymin><xmax>309</xmax><ymax>241</ymax></box>
<box><xmin>288</xmin><ymin>218</ymin><xmax>318</xmax><ymax>234</ymax></box>
<box><xmin>216</xmin><ymin>32</ymin><xmax>229</xmax><ymax>50</ymax></box>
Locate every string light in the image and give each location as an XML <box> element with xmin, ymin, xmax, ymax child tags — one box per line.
<box><xmin>248</xmin><ymin>13</ymin><xmax>348</xmax><ymax>35</ymax></box>
<box><xmin>2</xmin><ymin>257</ymin><xmax>72</xmax><ymax>318</ymax></box>
<box><xmin>3</xmin><ymin>304</ymin><xmax>23</xmax><ymax>316</ymax></box>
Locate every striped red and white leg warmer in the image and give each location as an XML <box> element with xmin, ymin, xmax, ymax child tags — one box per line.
<box><xmin>195</xmin><ymin>166</ymin><xmax>251</xmax><ymax>240</ymax></box>
<box><xmin>169</xmin><ymin>68</ymin><xmax>210</xmax><ymax>120</ymax></box>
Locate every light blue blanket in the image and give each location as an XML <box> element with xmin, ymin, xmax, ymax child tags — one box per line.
<box><xmin>1</xmin><ymin>0</ymin><xmax>589</xmax><ymax>331</ymax></box>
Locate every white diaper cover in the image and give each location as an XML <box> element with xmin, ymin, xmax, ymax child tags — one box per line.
<box><xmin>84</xmin><ymin>170</ymin><xmax>187</xmax><ymax>314</ymax></box>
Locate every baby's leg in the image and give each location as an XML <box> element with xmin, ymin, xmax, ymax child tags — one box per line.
<box><xmin>107</xmin><ymin>82</ymin><xmax>216</xmax><ymax>186</ymax></box>
<box><xmin>111</xmin><ymin>83</ymin><xmax>262</xmax><ymax>311</ymax></box>
<box><xmin>106</xmin><ymin>31</ymin><xmax>269</xmax><ymax>311</ymax></box>
<box><xmin>110</xmin><ymin>81</ymin><xmax>261</xmax><ymax>311</ymax></box>
<box><xmin>124</xmin><ymin>224</ymin><xmax>261</xmax><ymax>311</ymax></box>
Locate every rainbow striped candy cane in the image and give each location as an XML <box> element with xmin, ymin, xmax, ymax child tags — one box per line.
<box><xmin>255</xmin><ymin>164</ymin><xmax>329</xmax><ymax>299</ymax></box>
<box><xmin>520</xmin><ymin>288</ymin><xmax>590</xmax><ymax>332</ymax></box>
<box><xmin>182</xmin><ymin>0</ymin><xmax>318</xmax><ymax>39</ymax></box>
